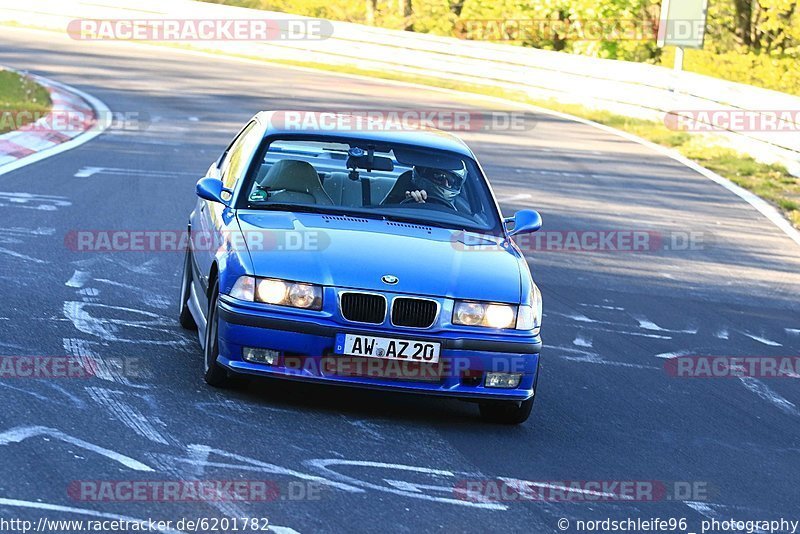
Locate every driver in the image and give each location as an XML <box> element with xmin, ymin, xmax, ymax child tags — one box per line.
<box><xmin>405</xmin><ymin>164</ymin><xmax>466</xmax><ymax>208</ymax></box>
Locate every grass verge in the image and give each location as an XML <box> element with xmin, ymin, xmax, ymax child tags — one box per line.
<box><xmin>0</xmin><ymin>69</ymin><xmax>52</xmax><ymax>134</ymax></box>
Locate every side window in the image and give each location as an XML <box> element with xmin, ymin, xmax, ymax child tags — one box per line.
<box><xmin>221</xmin><ymin>121</ymin><xmax>260</xmax><ymax>190</ymax></box>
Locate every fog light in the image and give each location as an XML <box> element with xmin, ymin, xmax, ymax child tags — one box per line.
<box><xmin>485</xmin><ymin>372</ymin><xmax>522</xmax><ymax>388</ymax></box>
<box><xmin>243</xmin><ymin>347</ymin><xmax>279</xmax><ymax>365</ymax></box>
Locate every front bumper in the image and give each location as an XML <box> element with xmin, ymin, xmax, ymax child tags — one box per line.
<box><xmin>216</xmin><ymin>296</ymin><xmax>541</xmax><ymax>401</ymax></box>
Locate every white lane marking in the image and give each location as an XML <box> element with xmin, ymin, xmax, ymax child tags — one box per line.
<box><xmin>496</xmin><ymin>193</ymin><xmax>532</xmax><ymax>203</ymax></box>
<box><xmin>559</xmin><ymin>352</ymin><xmax>659</xmax><ymax>370</ymax></box>
<box><xmin>74</xmin><ymin>166</ymin><xmax>196</xmax><ymax>178</ymax></box>
<box><xmin>0</xmin><ymin>77</ymin><xmax>112</xmax><ymax>177</ymax></box>
<box><xmin>0</xmin><ymin>499</ymin><xmax>182</xmax><ymax>534</ymax></box>
<box><xmin>0</xmin><ymin>191</ymin><xmax>71</xmax><ymax>211</ymax></box>
<box><xmin>654</xmin><ymin>350</ymin><xmax>693</xmax><ymax>359</ymax></box>
<box><xmin>743</xmin><ymin>332</ymin><xmax>782</xmax><ymax>347</ymax></box>
<box><xmin>304</xmin><ymin>459</ymin><xmax>505</xmax><ymax>510</ymax></box>
<box><xmin>715</xmin><ymin>328</ymin><xmax>729</xmax><ymax>340</ymax></box>
<box><xmin>167</xmin><ymin>446</ymin><xmax>363</xmax><ymax>493</ymax></box>
<box><xmin>86</xmin><ymin>387</ymin><xmax>170</xmax><ymax>445</ymax></box>
<box><xmin>579</xmin><ymin>303</ymin><xmax>625</xmax><ymax>311</ymax></box>
<box><xmin>73</xmin><ymin>166</ymin><xmax>103</xmax><ymax>178</ymax></box>
<box><xmin>0</xmin><ymin>426</ymin><xmax>153</xmax><ymax>471</ymax></box>
<box><xmin>552</xmin><ymin>312</ymin><xmax>598</xmax><ymax>323</ymax></box>
<box><xmin>552</xmin><ymin>321</ymin><xmax>673</xmax><ymax>339</ymax></box>
<box><xmin>516</xmin><ymin>103</ymin><xmax>800</xmax><ymax>248</ymax></box>
<box><xmin>79</xmin><ymin>287</ymin><xmax>100</xmax><ymax>297</ymax></box>
<box><xmin>66</xmin><ymin>270</ymin><xmax>91</xmax><ymax>288</ymax></box>
<box><xmin>738</xmin><ymin>377</ymin><xmax>799</xmax><ymax>417</ymax></box>
<box><xmin>498</xmin><ymin>477</ymin><xmax>629</xmax><ymax>500</ymax></box>
<box><xmin>572</xmin><ymin>335</ymin><xmax>592</xmax><ymax>348</ymax></box>
<box><xmin>633</xmin><ymin>316</ymin><xmax>697</xmax><ymax>334</ymax></box>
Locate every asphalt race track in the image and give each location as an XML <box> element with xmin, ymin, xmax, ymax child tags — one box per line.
<box><xmin>1</xmin><ymin>27</ymin><xmax>799</xmax><ymax>533</ymax></box>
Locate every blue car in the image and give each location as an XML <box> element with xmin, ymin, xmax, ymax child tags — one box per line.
<box><xmin>179</xmin><ymin>111</ymin><xmax>543</xmax><ymax>424</ymax></box>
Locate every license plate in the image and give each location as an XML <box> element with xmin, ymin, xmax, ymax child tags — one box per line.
<box><xmin>334</xmin><ymin>333</ymin><xmax>440</xmax><ymax>363</ymax></box>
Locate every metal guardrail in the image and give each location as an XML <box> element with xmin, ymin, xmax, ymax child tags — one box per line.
<box><xmin>2</xmin><ymin>0</ymin><xmax>798</xmax><ymax>175</ymax></box>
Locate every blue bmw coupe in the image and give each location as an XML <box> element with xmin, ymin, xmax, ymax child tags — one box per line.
<box><xmin>179</xmin><ymin>112</ymin><xmax>543</xmax><ymax>424</ymax></box>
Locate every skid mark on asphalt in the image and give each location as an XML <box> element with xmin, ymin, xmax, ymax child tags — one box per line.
<box><xmin>738</xmin><ymin>377</ymin><xmax>799</xmax><ymax>417</ymax></box>
<box><xmin>63</xmin><ymin>301</ymin><xmax>190</xmax><ymax>346</ymax></box>
<box><xmin>86</xmin><ymin>387</ymin><xmax>172</xmax><ymax>445</ymax></box>
<box><xmin>62</xmin><ymin>337</ymin><xmax>150</xmax><ymax>389</ymax></box>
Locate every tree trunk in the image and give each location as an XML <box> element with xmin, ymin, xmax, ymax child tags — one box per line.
<box><xmin>733</xmin><ymin>0</ymin><xmax>753</xmax><ymax>47</ymax></box>
<box><xmin>398</xmin><ymin>0</ymin><xmax>413</xmax><ymax>30</ymax></box>
<box><xmin>365</xmin><ymin>0</ymin><xmax>376</xmax><ymax>26</ymax></box>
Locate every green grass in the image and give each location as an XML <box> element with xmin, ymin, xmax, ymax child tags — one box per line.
<box><xmin>0</xmin><ymin>70</ymin><xmax>52</xmax><ymax>134</ymax></box>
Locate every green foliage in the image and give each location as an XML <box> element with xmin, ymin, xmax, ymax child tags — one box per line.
<box><xmin>0</xmin><ymin>70</ymin><xmax>52</xmax><ymax>134</ymax></box>
<box><xmin>201</xmin><ymin>0</ymin><xmax>800</xmax><ymax>94</ymax></box>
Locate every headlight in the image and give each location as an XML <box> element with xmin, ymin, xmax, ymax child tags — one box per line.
<box><xmin>516</xmin><ymin>283</ymin><xmax>542</xmax><ymax>334</ymax></box>
<box><xmin>453</xmin><ymin>301</ymin><xmax>517</xmax><ymax>329</ymax></box>
<box><xmin>229</xmin><ymin>276</ymin><xmax>322</xmax><ymax>310</ymax></box>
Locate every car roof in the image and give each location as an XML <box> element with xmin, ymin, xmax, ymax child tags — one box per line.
<box><xmin>254</xmin><ymin>111</ymin><xmax>476</xmax><ymax>158</ymax></box>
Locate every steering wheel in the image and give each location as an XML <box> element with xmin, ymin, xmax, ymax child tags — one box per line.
<box><xmin>400</xmin><ymin>195</ymin><xmax>453</xmax><ymax>208</ymax></box>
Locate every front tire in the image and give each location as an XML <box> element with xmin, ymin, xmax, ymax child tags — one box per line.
<box><xmin>178</xmin><ymin>247</ymin><xmax>197</xmax><ymax>330</ymax></box>
<box><xmin>203</xmin><ymin>279</ymin><xmax>230</xmax><ymax>387</ymax></box>
<box><xmin>479</xmin><ymin>397</ymin><xmax>534</xmax><ymax>425</ymax></box>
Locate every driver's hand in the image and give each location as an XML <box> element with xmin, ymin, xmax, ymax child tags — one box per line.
<box><xmin>405</xmin><ymin>190</ymin><xmax>427</xmax><ymax>203</ymax></box>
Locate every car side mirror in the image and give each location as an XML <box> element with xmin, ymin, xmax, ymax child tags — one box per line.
<box><xmin>506</xmin><ymin>209</ymin><xmax>542</xmax><ymax>236</ymax></box>
<box><xmin>196</xmin><ymin>177</ymin><xmax>231</xmax><ymax>206</ymax></box>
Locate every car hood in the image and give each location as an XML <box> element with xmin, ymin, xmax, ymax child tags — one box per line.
<box><xmin>236</xmin><ymin>211</ymin><xmax>523</xmax><ymax>302</ymax></box>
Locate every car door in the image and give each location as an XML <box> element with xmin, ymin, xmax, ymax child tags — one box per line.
<box><xmin>191</xmin><ymin>121</ymin><xmax>259</xmax><ymax>315</ymax></box>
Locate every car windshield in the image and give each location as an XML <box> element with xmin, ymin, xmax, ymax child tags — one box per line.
<box><xmin>239</xmin><ymin>137</ymin><xmax>503</xmax><ymax>235</ymax></box>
